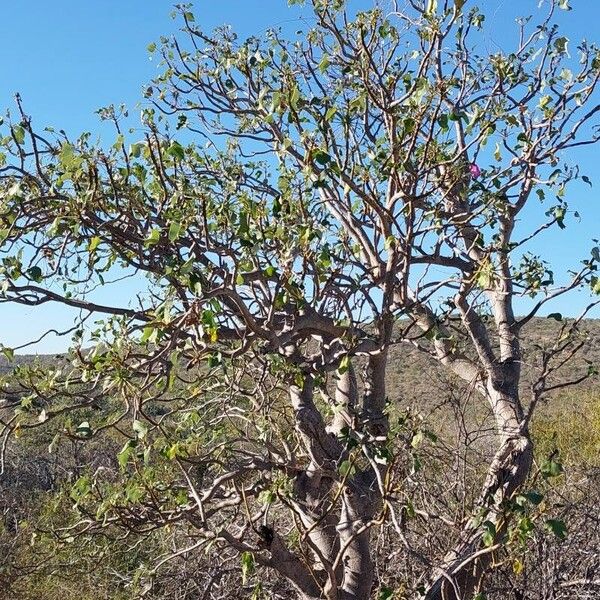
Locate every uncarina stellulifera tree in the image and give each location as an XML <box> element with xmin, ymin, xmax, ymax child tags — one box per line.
<box><xmin>1</xmin><ymin>1</ymin><xmax>600</xmax><ymax>598</ymax></box>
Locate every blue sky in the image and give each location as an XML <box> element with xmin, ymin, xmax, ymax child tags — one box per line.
<box><xmin>1</xmin><ymin>0</ymin><xmax>599</xmax><ymax>353</ymax></box>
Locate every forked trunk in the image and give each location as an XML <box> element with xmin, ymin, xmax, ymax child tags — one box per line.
<box><xmin>424</xmin><ymin>434</ymin><xmax>533</xmax><ymax>600</ymax></box>
<box><xmin>424</xmin><ymin>380</ymin><xmax>533</xmax><ymax>600</ymax></box>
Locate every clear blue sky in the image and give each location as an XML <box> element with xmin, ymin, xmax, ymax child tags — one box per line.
<box><xmin>1</xmin><ymin>1</ymin><xmax>599</xmax><ymax>353</ymax></box>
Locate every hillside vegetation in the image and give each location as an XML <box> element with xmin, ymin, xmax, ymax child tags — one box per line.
<box><xmin>1</xmin><ymin>317</ymin><xmax>599</xmax><ymax>599</ymax></box>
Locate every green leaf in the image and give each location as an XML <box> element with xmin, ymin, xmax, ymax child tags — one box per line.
<box><xmin>165</xmin><ymin>443</ymin><xmax>182</xmax><ymax>460</ymax></box>
<box><xmin>411</xmin><ymin>431</ymin><xmax>424</xmax><ymax>448</ymax></box>
<box><xmin>325</xmin><ymin>107</ymin><xmax>337</xmax><ymax>122</ymax></box>
<box><xmin>145</xmin><ymin>227</ymin><xmax>161</xmax><ymax>247</ymax></box>
<box><xmin>403</xmin><ymin>117</ymin><xmax>415</xmax><ymax>133</ymax></box>
<box><xmin>558</xmin><ymin>0</ymin><xmax>571</xmax><ymax>10</ymax></box>
<box><xmin>545</xmin><ymin>519</ymin><xmax>567</xmax><ymax>540</ymax></box>
<box><xmin>547</xmin><ymin>313</ymin><xmax>562</xmax><ymax>321</ymax></box>
<box><xmin>538</xmin><ymin>95</ymin><xmax>552</xmax><ymax>109</ymax></box>
<box><xmin>147</xmin><ymin>42</ymin><xmax>157</xmax><ymax>53</ymax></box>
<box><xmin>338</xmin><ymin>355</ymin><xmax>350</xmax><ymax>374</ymax></box>
<box><xmin>475</xmin><ymin>260</ymin><xmax>494</xmax><ymax>289</ymax></box>
<box><xmin>521</xmin><ymin>490</ymin><xmax>544</xmax><ymax>505</ymax></box>
<box><xmin>27</xmin><ymin>266</ymin><xmax>43</xmax><ymax>283</ymax></box>
<box><xmin>1</xmin><ymin>346</ymin><xmax>14</xmax><ymax>361</ymax></box>
<box><xmin>314</xmin><ymin>150</ymin><xmax>331</xmax><ymax>165</ymax></box>
<box><xmin>168</xmin><ymin>221</ymin><xmax>183</xmax><ymax>242</ymax></box>
<box><xmin>117</xmin><ymin>439</ymin><xmax>137</xmax><ymax>470</ymax></box>
<box><xmin>167</xmin><ymin>141</ymin><xmax>185</xmax><ymax>161</ymax></box>
<box><xmin>58</xmin><ymin>142</ymin><xmax>82</xmax><ymax>170</ymax></box>
<box><xmin>271</xmin><ymin>91</ymin><xmax>282</xmax><ymax>111</ymax></box>
<box><xmin>12</xmin><ymin>125</ymin><xmax>25</xmax><ymax>145</ymax></box>
<box><xmin>318</xmin><ymin>54</ymin><xmax>330</xmax><ymax>73</ymax></box>
<box><xmin>125</xmin><ymin>482</ymin><xmax>144</xmax><ymax>504</ymax></box>
<box><xmin>88</xmin><ymin>236</ymin><xmax>101</xmax><ymax>253</ymax></box>
<box><xmin>237</xmin><ymin>211</ymin><xmax>249</xmax><ymax>237</ymax></box>
<box><xmin>517</xmin><ymin>515</ymin><xmax>534</xmax><ymax>536</ymax></box>
<box><xmin>494</xmin><ymin>143</ymin><xmax>502</xmax><ymax>162</ymax></box>
<box><xmin>112</xmin><ymin>133</ymin><xmax>124</xmax><ymax>151</ymax></box>
<box><xmin>338</xmin><ymin>459</ymin><xmax>356</xmax><ymax>477</ymax></box>
<box><xmin>290</xmin><ymin>85</ymin><xmax>301</xmax><ymax>110</ymax></box>
<box><xmin>241</xmin><ymin>551</ymin><xmax>255</xmax><ymax>585</ymax></box>
<box><xmin>541</xmin><ymin>457</ymin><xmax>564</xmax><ymax>478</ymax></box>
<box><xmin>140</xmin><ymin>326</ymin><xmax>154</xmax><ymax>344</ymax></box>
<box><xmin>132</xmin><ymin>419</ymin><xmax>148</xmax><ymax>439</ymax></box>
<box><xmin>271</xmin><ymin>195</ymin><xmax>282</xmax><ymax>217</ymax></box>
<box><xmin>560</xmin><ymin>68</ymin><xmax>573</xmax><ymax>81</ymax></box>
<box><xmin>378</xmin><ymin>587</ymin><xmax>394</xmax><ymax>600</ymax></box>
<box><xmin>129</xmin><ymin>142</ymin><xmax>144</xmax><ymax>158</ymax></box>
<box><xmin>76</xmin><ymin>421</ymin><xmax>93</xmax><ymax>439</ymax></box>
<box><xmin>481</xmin><ymin>520</ymin><xmax>496</xmax><ymax>547</ymax></box>
<box><xmin>552</xmin><ymin>206</ymin><xmax>566</xmax><ymax>229</ymax></box>
<box><xmin>258</xmin><ymin>489</ymin><xmax>276</xmax><ymax>505</ymax></box>
<box><xmin>70</xmin><ymin>475</ymin><xmax>91</xmax><ymax>501</ymax></box>
<box><xmin>207</xmin><ymin>352</ymin><xmax>222</xmax><ymax>368</ymax></box>
<box><xmin>554</xmin><ymin>37</ymin><xmax>570</xmax><ymax>55</ymax></box>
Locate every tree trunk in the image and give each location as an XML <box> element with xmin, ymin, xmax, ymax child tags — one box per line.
<box><xmin>424</xmin><ymin>434</ymin><xmax>532</xmax><ymax>600</ymax></box>
<box><xmin>288</xmin><ymin>376</ymin><xmax>378</xmax><ymax>600</ymax></box>
<box><xmin>424</xmin><ymin>379</ymin><xmax>533</xmax><ymax>600</ymax></box>
<box><xmin>337</xmin><ymin>477</ymin><xmax>378</xmax><ymax>600</ymax></box>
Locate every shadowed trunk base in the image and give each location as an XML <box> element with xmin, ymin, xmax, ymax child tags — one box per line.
<box><xmin>424</xmin><ymin>435</ymin><xmax>533</xmax><ymax>600</ymax></box>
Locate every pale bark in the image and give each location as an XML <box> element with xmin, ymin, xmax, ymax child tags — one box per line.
<box><xmin>337</xmin><ymin>482</ymin><xmax>377</xmax><ymax>600</ymax></box>
<box><xmin>285</xmin><ymin>358</ymin><xmax>386</xmax><ymax>600</ymax></box>
<box><xmin>424</xmin><ymin>376</ymin><xmax>532</xmax><ymax>600</ymax></box>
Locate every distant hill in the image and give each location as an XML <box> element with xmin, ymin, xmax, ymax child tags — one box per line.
<box><xmin>0</xmin><ymin>352</ymin><xmax>67</xmax><ymax>376</ymax></box>
<box><xmin>386</xmin><ymin>317</ymin><xmax>600</xmax><ymax>409</ymax></box>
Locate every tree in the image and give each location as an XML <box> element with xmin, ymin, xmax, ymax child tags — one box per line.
<box><xmin>1</xmin><ymin>1</ymin><xmax>599</xmax><ymax>598</ymax></box>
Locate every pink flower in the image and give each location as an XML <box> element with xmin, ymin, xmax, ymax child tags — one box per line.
<box><xmin>469</xmin><ymin>163</ymin><xmax>481</xmax><ymax>178</ymax></box>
